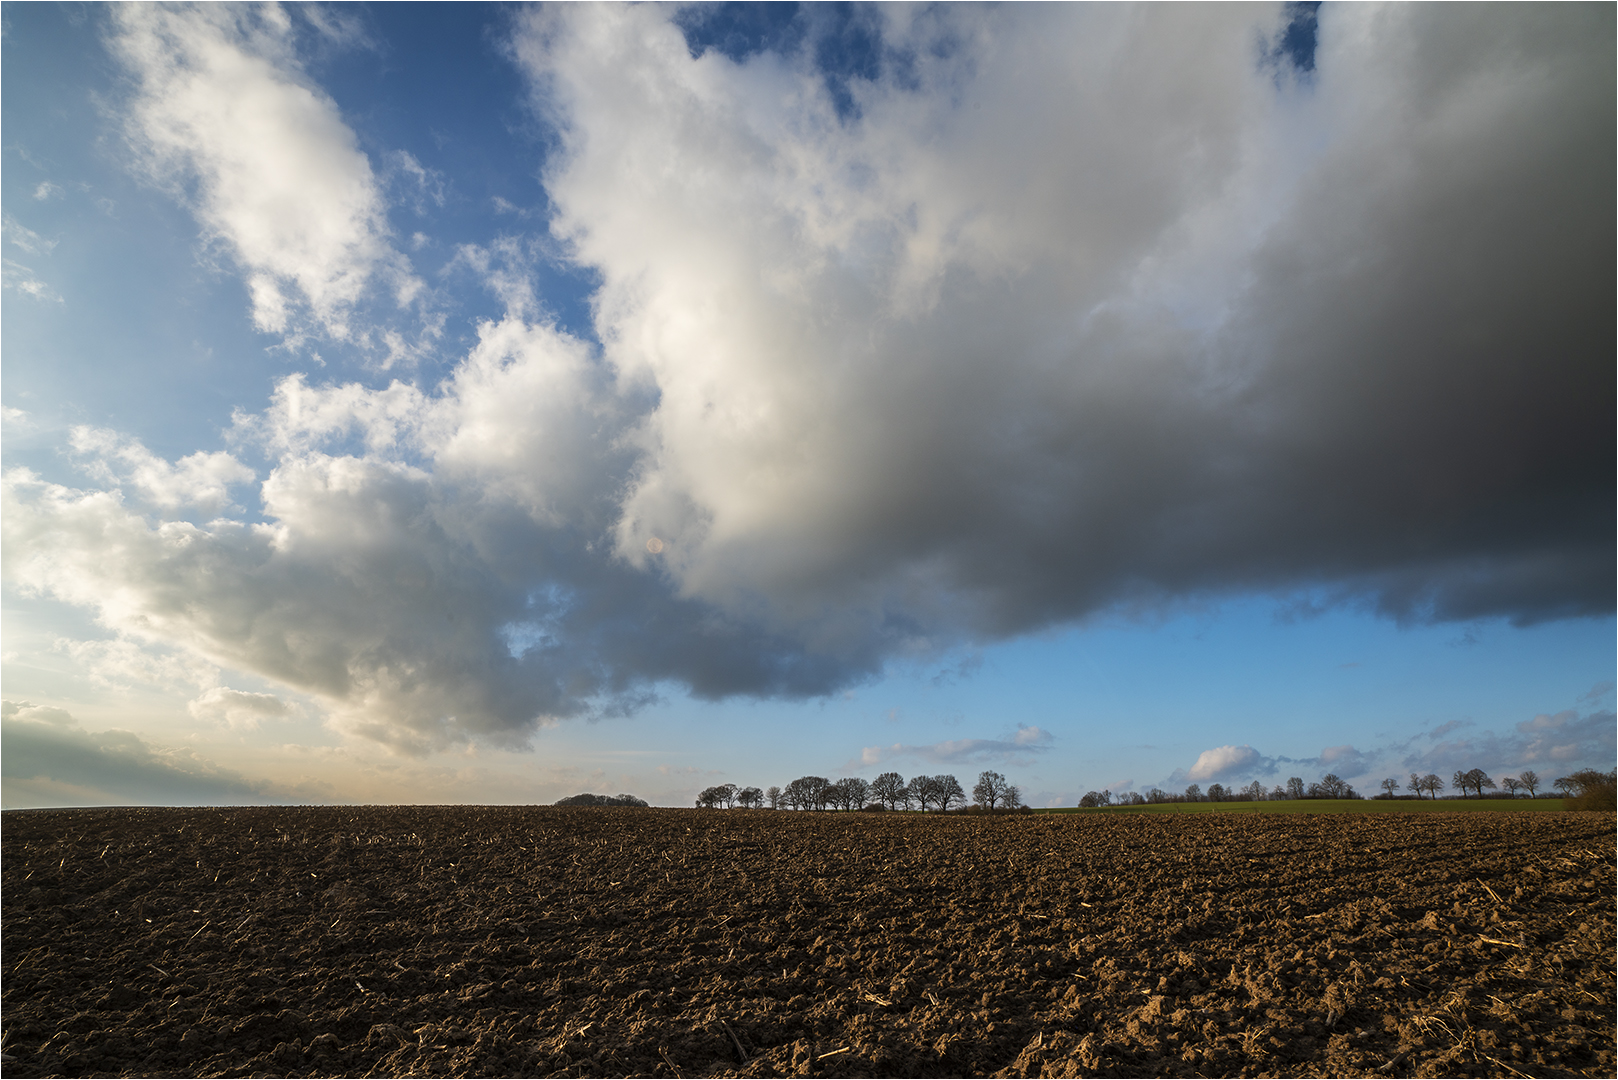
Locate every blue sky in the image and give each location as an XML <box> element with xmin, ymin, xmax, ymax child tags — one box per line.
<box><xmin>3</xmin><ymin>3</ymin><xmax>1612</xmax><ymax>809</ymax></box>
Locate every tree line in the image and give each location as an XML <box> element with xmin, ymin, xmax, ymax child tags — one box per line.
<box><xmin>1080</xmin><ymin>773</ymin><xmax>1362</xmax><ymax>807</ymax></box>
<box><xmin>1078</xmin><ymin>765</ymin><xmax>1610</xmax><ymax>808</ymax></box>
<box><xmin>695</xmin><ymin>770</ymin><xmax>1022</xmax><ymax>811</ymax></box>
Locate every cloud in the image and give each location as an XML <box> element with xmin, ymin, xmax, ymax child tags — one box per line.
<box><xmin>69</xmin><ymin>427</ymin><xmax>256</xmax><ymax>512</ymax></box>
<box><xmin>56</xmin><ymin>636</ymin><xmax>218</xmax><ymax>694</ymax></box>
<box><xmin>2</xmin><ymin>259</ymin><xmax>62</xmax><ymax>303</ymax></box>
<box><xmin>6</xmin><ymin>5</ymin><xmax>1611</xmax><ymax>755</ymax></box>
<box><xmin>188</xmin><ymin>686</ymin><xmax>297</xmax><ymax>730</ymax></box>
<box><xmin>1</xmin><ymin>700</ymin><xmax>308</xmax><ymax>807</ymax></box>
<box><xmin>106</xmin><ymin>4</ymin><xmax>423</xmax><ymax>346</ymax></box>
<box><xmin>513</xmin><ymin>3</ymin><xmax>1611</xmax><ymax>637</ymax></box>
<box><xmin>1186</xmin><ymin>744</ymin><xmax>1265</xmax><ymax>782</ymax></box>
<box><xmin>3</xmin><ymin>214</ymin><xmax>57</xmax><ymax>256</ymax></box>
<box><xmin>860</xmin><ymin>725</ymin><xmax>1053</xmax><ymax>768</ymax></box>
<box><xmin>32</xmin><ymin>181</ymin><xmax>64</xmax><ymax>201</ymax></box>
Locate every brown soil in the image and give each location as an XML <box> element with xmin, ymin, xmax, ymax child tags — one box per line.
<box><xmin>2</xmin><ymin>807</ymin><xmax>1612</xmax><ymax>1078</ymax></box>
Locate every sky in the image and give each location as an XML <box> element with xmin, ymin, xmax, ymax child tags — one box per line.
<box><xmin>2</xmin><ymin>2</ymin><xmax>1613</xmax><ymax>810</ymax></box>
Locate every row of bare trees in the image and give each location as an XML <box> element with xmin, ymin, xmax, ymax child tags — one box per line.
<box><xmin>696</xmin><ymin>770</ymin><xmax>1022</xmax><ymax>811</ymax></box>
<box><xmin>1083</xmin><ymin>773</ymin><xmax>1363</xmax><ymax>807</ymax></box>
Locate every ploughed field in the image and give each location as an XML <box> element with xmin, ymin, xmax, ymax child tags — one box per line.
<box><xmin>3</xmin><ymin>808</ymin><xmax>1613</xmax><ymax>1079</ymax></box>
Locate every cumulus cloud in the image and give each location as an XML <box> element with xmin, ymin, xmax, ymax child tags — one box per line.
<box><xmin>187</xmin><ymin>686</ymin><xmax>297</xmax><ymax>730</ymax></box>
<box><xmin>69</xmin><ymin>427</ymin><xmax>256</xmax><ymax>512</ymax></box>
<box><xmin>6</xmin><ymin>5</ymin><xmax>1611</xmax><ymax>754</ymax></box>
<box><xmin>106</xmin><ymin>4</ymin><xmax>423</xmax><ymax>346</ymax></box>
<box><xmin>507</xmin><ymin>2</ymin><xmax>1613</xmax><ymax>645</ymax></box>
<box><xmin>1186</xmin><ymin>744</ymin><xmax>1265</xmax><ymax>783</ymax></box>
<box><xmin>860</xmin><ymin>725</ymin><xmax>1053</xmax><ymax>767</ymax></box>
<box><xmin>1</xmin><ymin>700</ymin><xmax>311</xmax><ymax>806</ymax></box>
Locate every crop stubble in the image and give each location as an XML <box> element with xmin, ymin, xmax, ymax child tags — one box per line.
<box><xmin>2</xmin><ymin>807</ymin><xmax>1612</xmax><ymax>1078</ymax></box>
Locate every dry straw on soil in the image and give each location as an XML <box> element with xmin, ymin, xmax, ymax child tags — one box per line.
<box><xmin>2</xmin><ymin>806</ymin><xmax>1613</xmax><ymax>1078</ymax></box>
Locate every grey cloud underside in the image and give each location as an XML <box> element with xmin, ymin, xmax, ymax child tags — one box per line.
<box><xmin>1</xmin><ymin>711</ymin><xmax>305</xmax><ymax>805</ymax></box>
<box><xmin>5</xmin><ymin>4</ymin><xmax>1612</xmax><ymax>752</ymax></box>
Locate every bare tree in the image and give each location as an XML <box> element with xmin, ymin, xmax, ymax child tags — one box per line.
<box><xmin>1421</xmin><ymin>773</ymin><xmax>1444</xmax><ymax>799</ymax></box>
<box><xmin>697</xmin><ymin>784</ymin><xmax>735</xmax><ymax>808</ymax></box>
<box><xmin>1183</xmin><ymin>783</ymin><xmax>1203</xmax><ymax>802</ymax></box>
<box><xmin>1206</xmin><ymin>783</ymin><xmax>1228</xmax><ymax>802</ymax></box>
<box><xmin>1409</xmin><ymin>772</ymin><xmax>1423</xmax><ymax>797</ymax></box>
<box><xmin>974</xmin><ymin>770</ymin><xmax>1015</xmax><ymax>810</ymax></box>
<box><xmin>1285</xmin><ymin>776</ymin><xmax>1306</xmax><ymax>800</ymax></box>
<box><xmin>1146</xmin><ymin>787</ymin><xmax>1171</xmax><ymax>803</ymax></box>
<box><xmin>1501</xmin><ymin>776</ymin><xmax>1521</xmax><ymax>798</ymax></box>
<box><xmin>1270</xmin><ymin>784</ymin><xmax>1286</xmax><ymax>800</ymax></box>
<box><xmin>871</xmin><ymin>771</ymin><xmax>908</xmax><ymax>810</ymax></box>
<box><xmin>1555</xmin><ymin>768</ymin><xmax>1617</xmax><ymax>809</ymax></box>
<box><xmin>1452</xmin><ymin>769</ymin><xmax>1471</xmax><ymax>798</ymax></box>
<box><xmin>1380</xmin><ymin>777</ymin><xmax>1401</xmax><ymax>798</ymax></box>
<box><xmin>1241</xmin><ymin>780</ymin><xmax>1266</xmax><ymax>801</ymax></box>
<box><xmin>1518</xmin><ymin>769</ymin><xmax>1540</xmax><ymax>798</ymax></box>
<box><xmin>840</xmin><ymin>776</ymin><xmax>870</xmax><ymax>810</ymax></box>
<box><xmin>937</xmin><ymin>774</ymin><xmax>966</xmax><ymax>810</ymax></box>
<box><xmin>737</xmin><ymin>785</ymin><xmax>764</xmax><ymax>808</ymax></box>
<box><xmin>766</xmin><ymin>785</ymin><xmax>783</xmax><ymax>809</ymax></box>
<box><xmin>909</xmin><ymin>775</ymin><xmax>939</xmax><ymax>812</ymax></box>
<box><xmin>1315</xmin><ymin>773</ymin><xmax>1349</xmax><ymax>798</ymax></box>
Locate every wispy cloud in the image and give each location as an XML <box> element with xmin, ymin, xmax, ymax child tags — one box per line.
<box><xmin>860</xmin><ymin>725</ymin><xmax>1054</xmax><ymax>768</ymax></box>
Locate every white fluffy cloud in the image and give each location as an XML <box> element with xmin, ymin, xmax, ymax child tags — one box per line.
<box><xmin>5</xmin><ymin>5</ymin><xmax>1611</xmax><ymax>753</ymax></box>
<box><xmin>1186</xmin><ymin>744</ymin><xmax>1265</xmax><ymax>783</ymax></box>
<box><xmin>107</xmin><ymin>4</ymin><xmax>422</xmax><ymax>346</ymax></box>
<box><xmin>70</xmin><ymin>427</ymin><xmax>255</xmax><ymax>512</ymax></box>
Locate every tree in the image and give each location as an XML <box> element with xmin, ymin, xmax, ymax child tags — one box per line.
<box><xmin>1409</xmin><ymin>772</ymin><xmax>1423</xmax><ymax>797</ymax></box>
<box><xmin>1285</xmin><ymin>776</ymin><xmax>1306</xmax><ymax>800</ymax></box>
<box><xmin>974</xmin><ymin>770</ymin><xmax>1015</xmax><ymax>810</ymax></box>
<box><xmin>697</xmin><ymin>784</ymin><xmax>735</xmax><ymax>808</ymax></box>
<box><xmin>1241</xmin><ymin>780</ymin><xmax>1266</xmax><ymax>801</ymax></box>
<box><xmin>1518</xmin><ymin>769</ymin><xmax>1540</xmax><ymax>798</ymax></box>
<box><xmin>1206</xmin><ymin>783</ymin><xmax>1227</xmax><ymax>802</ymax></box>
<box><xmin>737</xmin><ymin>785</ymin><xmax>764</xmax><ymax>808</ymax></box>
<box><xmin>1183</xmin><ymin>784</ymin><xmax>1203</xmax><ymax>802</ymax></box>
<box><xmin>1270</xmin><ymin>784</ymin><xmax>1287</xmax><ymax>800</ymax></box>
<box><xmin>1421</xmin><ymin>773</ymin><xmax>1444</xmax><ymax>799</ymax></box>
<box><xmin>871</xmin><ymin>771</ymin><xmax>908</xmax><ymax>811</ymax></box>
<box><xmin>1146</xmin><ymin>787</ymin><xmax>1171</xmax><ymax>803</ymax></box>
<box><xmin>1501</xmin><ymin>777</ymin><xmax>1521</xmax><ymax>798</ymax></box>
<box><xmin>1380</xmin><ymin>777</ymin><xmax>1401</xmax><ymax>799</ymax></box>
<box><xmin>766</xmin><ymin>785</ymin><xmax>783</xmax><ymax>809</ymax></box>
<box><xmin>1453</xmin><ymin>769</ymin><xmax>1495</xmax><ymax>799</ymax></box>
<box><xmin>783</xmin><ymin>776</ymin><xmax>828</xmax><ymax>810</ymax></box>
<box><xmin>840</xmin><ymin>776</ymin><xmax>870</xmax><ymax>810</ymax></box>
<box><xmin>1080</xmin><ymin>791</ymin><xmax>1106</xmax><ymax>808</ymax></box>
<box><xmin>909</xmin><ymin>775</ymin><xmax>939</xmax><ymax>812</ymax></box>
<box><xmin>1555</xmin><ymin>768</ymin><xmax>1617</xmax><ymax>810</ymax></box>
<box><xmin>936</xmin><ymin>774</ymin><xmax>966</xmax><ymax>811</ymax></box>
<box><xmin>1316</xmin><ymin>773</ymin><xmax>1349</xmax><ymax>799</ymax></box>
